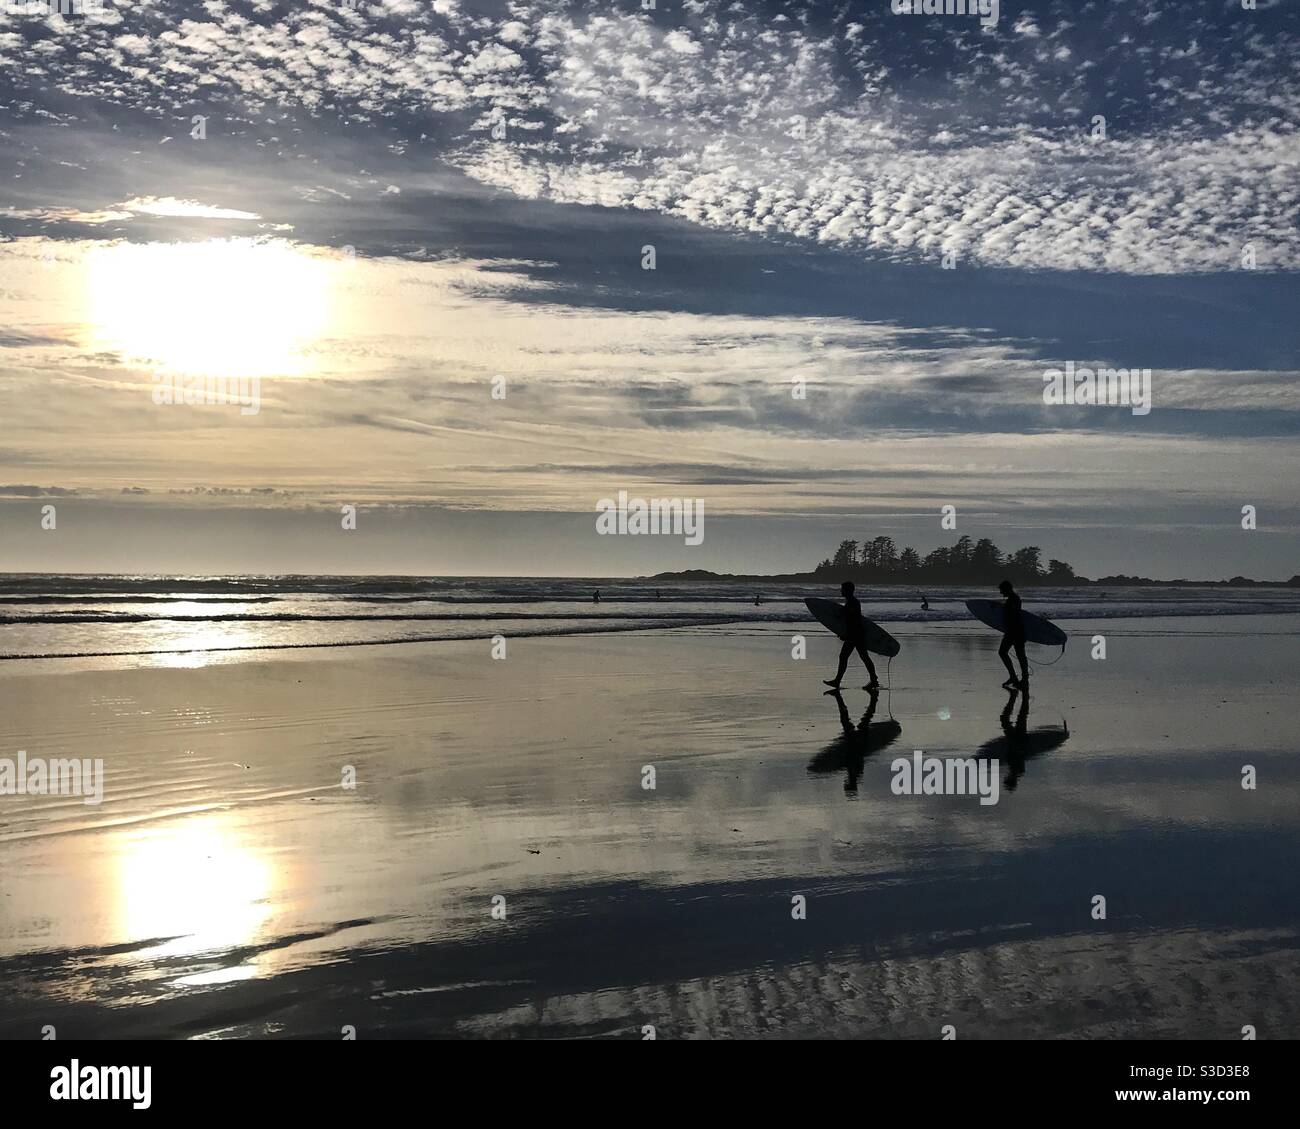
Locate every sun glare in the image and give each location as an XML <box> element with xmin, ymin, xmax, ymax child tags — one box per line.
<box><xmin>114</xmin><ymin>817</ymin><xmax>277</xmax><ymax>962</ymax></box>
<box><xmin>84</xmin><ymin>238</ymin><xmax>338</xmax><ymax>379</ymax></box>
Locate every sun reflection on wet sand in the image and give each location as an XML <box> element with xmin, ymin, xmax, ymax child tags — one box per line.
<box><xmin>1</xmin><ymin>626</ymin><xmax>1297</xmax><ymax>1037</ymax></box>
<box><xmin>113</xmin><ymin>815</ymin><xmax>277</xmax><ymax>975</ymax></box>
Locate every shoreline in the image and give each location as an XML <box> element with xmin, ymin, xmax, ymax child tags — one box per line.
<box><xmin>2</xmin><ymin>608</ymin><xmax>1298</xmax><ymax>672</ymax></box>
<box><xmin>2</xmin><ymin>571</ymin><xmax>1299</xmax><ymax>588</ymax></box>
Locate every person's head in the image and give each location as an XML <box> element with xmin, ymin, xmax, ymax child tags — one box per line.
<box><xmin>998</xmin><ymin>580</ymin><xmax>1014</xmax><ymax>596</ymax></box>
<box><xmin>841</xmin><ymin>581</ymin><xmax>855</xmax><ymax>597</ymax></box>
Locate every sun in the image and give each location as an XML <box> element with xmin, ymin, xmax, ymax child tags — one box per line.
<box><xmin>83</xmin><ymin>238</ymin><xmax>339</xmax><ymax>379</ymax></box>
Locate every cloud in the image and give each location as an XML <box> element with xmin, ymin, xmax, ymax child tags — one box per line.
<box><xmin>3</xmin><ymin>237</ymin><xmax>1296</xmax><ymax>521</ymax></box>
<box><xmin>0</xmin><ymin>484</ymin><xmax>79</xmax><ymax>496</ymax></box>
<box><xmin>0</xmin><ymin>206</ymin><xmax>132</xmax><ymax>225</ymax></box>
<box><xmin>1</xmin><ymin>1</ymin><xmax>1294</xmax><ymax>274</ymax></box>
<box><xmin>0</xmin><ymin>1</ymin><xmax>1296</xmax><ymax>577</ymax></box>
<box><xmin>450</xmin><ymin>4</ymin><xmax>1299</xmax><ymax>274</ymax></box>
<box><xmin>119</xmin><ymin>196</ymin><xmax>261</xmax><ymax>219</ymax></box>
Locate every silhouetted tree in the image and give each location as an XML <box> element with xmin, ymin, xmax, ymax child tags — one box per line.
<box><xmin>971</xmin><ymin>538</ymin><xmax>1001</xmax><ymax>578</ymax></box>
<box><xmin>1007</xmin><ymin>546</ymin><xmax>1043</xmax><ymax>582</ymax></box>
<box><xmin>923</xmin><ymin>546</ymin><xmax>949</xmax><ymax>572</ymax></box>
<box><xmin>1046</xmin><ymin>558</ymin><xmax>1075</xmax><ymax>582</ymax></box>
<box><xmin>862</xmin><ymin>536</ymin><xmax>898</xmax><ymax>574</ymax></box>
<box><xmin>812</xmin><ymin>536</ymin><xmax>1078</xmax><ymax>584</ymax></box>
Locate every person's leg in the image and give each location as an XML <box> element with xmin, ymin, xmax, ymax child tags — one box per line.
<box><xmin>998</xmin><ymin>636</ymin><xmax>1018</xmax><ymax>685</ymax></box>
<box><xmin>825</xmin><ymin>640</ymin><xmax>853</xmax><ymax>687</ymax></box>
<box><xmin>1014</xmin><ymin>640</ymin><xmax>1029</xmax><ymax>687</ymax></box>
<box><xmin>856</xmin><ymin>642</ymin><xmax>878</xmax><ymax>688</ymax></box>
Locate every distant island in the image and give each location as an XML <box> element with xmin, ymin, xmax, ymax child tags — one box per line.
<box><xmin>649</xmin><ymin>536</ymin><xmax>1299</xmax><ymax>587</ymax></box>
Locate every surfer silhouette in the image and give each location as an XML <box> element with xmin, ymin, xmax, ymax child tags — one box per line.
<box><xmin>823</xmin><ymin>581</ymin><xmax>879</xmax><ymax>691</ymax></box>
<box><xmin>997</xmin><ymin>580</ymin><xmax>1029</xmax><ymax>691</ymax></box>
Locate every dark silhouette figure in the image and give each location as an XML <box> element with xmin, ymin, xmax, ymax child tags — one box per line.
<box><xmin>920</xmin><ymin>593</ymin><xmax>930</xmax><ymax>610</ymax></box>
<box><xmin>808</xmin><ymin>687</ymin><xmax>901</xmax><ymax>795</ymax></box>
<box><xmin>975</xmin><ymin>689</ymin><xmax>1070</xmax><ymax>792</ymax></box>
<box><xmin>593</xmin><ymin>589</ymin><xmax>601</xmax><ymax>603</ymax></box>
<box><xmin>823</xmin><ymin>580</ymin><xmax>879</xmax><ymax>690</ymax></box>
<box><xmin>997</xmin><ymin>579</ymin><xmax>1029</xmax><ymax>691</ymax></box>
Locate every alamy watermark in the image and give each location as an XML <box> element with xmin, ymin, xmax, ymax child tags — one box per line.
<box><xmin>50</xmin><ymin>1060</ymin><xmax>150</xmax><ymax>1110</ymax></box>
<box><xmin>3</xmin><ymin>0</ymin><xmax>107</xmax><ymax>15</ymax></box>
<box><xmin>595</xmin><ymin>490</ymin><xmax>704</xmax><ymax>546</ymax></box>
<box><xmin>152</xmin><ymin>373</ymin><xmax>260</xmax><ymax>416</ymax></box>
<box><xmin>1</xmin><ymin>750</ymin><xmax>104</xmax><ymax>805</ymax></box>
<box><xmin>891</xmin><ymin>0</ymin><xmax>999</xmax><ymax>30</ymax></box>
<box><xmin>1043</xmin><ymin>362</ymin><xmax>1152</xmax><ymax>416</ymax></box>
<box><xmin>891</xmin><ymin>750</ymin><xmax>1000</xmax><ymax>806</ymax></box>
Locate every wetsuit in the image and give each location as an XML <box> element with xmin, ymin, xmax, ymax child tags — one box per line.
<box><xmin>830</xmin><ymin>593</ymin><xmax>878</xmax><ymax>687</ymax></box>
<box><xmin>998</xmin><ymin>591</ymin><xmax>1029</xmax><ymax>685</ymax></box>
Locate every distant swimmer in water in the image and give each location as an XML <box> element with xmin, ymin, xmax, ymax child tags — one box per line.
<box><xmin>997</xmin><ymin>579</ymin><xmax>1029</xmax><ymax>692</ymax></box>
<box><xmin>593</xmin><ymin>589</ymin><xmax>601</xmax><ymax>603</ymax></box>
<box><xmin>754</xmin><ymin>592</ymin><xmax>762</xmax><ymax>606</ymax></box>
<box><xmin>920</xmin><ymin>594</ymin><xmax>930</xmax><ymax>610</ymax></box>
<box><xmin>823</xmin><ymin>580</ymin><xmax>879</xmax><ymax>692</ymax></box>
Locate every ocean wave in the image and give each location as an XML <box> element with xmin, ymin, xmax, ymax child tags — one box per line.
<box><xmin>0</xmin><ymin>610</ymin><xmax>746</xmax><ymax>625</ymax></box>
<box><xmin>1</xmin><ymin>576</ymin><xmax>1297</xmax><ymax>662</ymax></box>
<box><xmin>3</xmin><ymin>602</ymin><xmax>1298</xmax><ymax>628</ymax></box>
<box><xmin>0</xmin><ymin>616</ymin><xmax>743</xmax><ymax>661</ymax></box>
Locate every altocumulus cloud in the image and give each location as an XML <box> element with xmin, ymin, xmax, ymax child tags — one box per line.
<box><xmin>1</xmin><ymin>0</ymin><xmax>1295</xmax><ymax>274</ymax></box>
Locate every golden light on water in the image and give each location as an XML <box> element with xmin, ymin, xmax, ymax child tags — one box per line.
<box><xmin>84</xmin><ymin>238</ymin><xmax>338</xmax><ymax>379</ymax></box>
<box><xmin>147</xmin><ymin>620</ymin><xmax>264</xmax><ymax>669</ymax></box>
<box><xmin>114</xmin><ymin>816</ymin><xmax>277</xmax><ymax>967</ymax></box>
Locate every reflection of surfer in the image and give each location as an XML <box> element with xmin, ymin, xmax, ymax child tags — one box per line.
<box><xmin>1003</xmin><ymin>685</ymin><xmax>1029</xmax><ymax>737</ymax></box>
<box><xmin>977</xmin><ymin>688</ymin><xmax>1069</xmax><ymax>792</ymax></box>
<box><xmin>823</xmin><ymin>581</ymin><xmax>879</xmax><ymax>691</ymax></box>
<box><xmin>995</xmin><ymin>688</ymin><xmax>1030</xmax><ymax>791</ymax></box>
<box><xmin>808</xmin><ymin>686</ymin><xmax>898</xmax><ymax>795</ymax></box>
<box><xmin>997</xmin><ymin>580</ymin><xmax>1028</xmax><ymax>692</ymax></box>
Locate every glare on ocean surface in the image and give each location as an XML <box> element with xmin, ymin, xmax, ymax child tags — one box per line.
<box><xmin>145</xmin><ymin>621</ymin><xmax>258</xmax><ymax>669</ymax></box>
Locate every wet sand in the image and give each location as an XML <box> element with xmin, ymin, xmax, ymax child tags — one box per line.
<box><xmin>1</xmin><ymin>616</ymin><xmax>1298</xmax><ymax>1038</ymax></box>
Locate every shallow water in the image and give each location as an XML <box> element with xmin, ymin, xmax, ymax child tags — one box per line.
<box><xmin>0</xmin><ymin>610</ymin><xmax>1297</xmax><ymax>1038</ymax></box>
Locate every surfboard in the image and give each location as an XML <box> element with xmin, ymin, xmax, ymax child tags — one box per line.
<box><xmin>804</xmin><ymin>598</ymin><xmax>901</xmax><ymax>657</ymax></box>
<box><xmin>964</xmin><ymin>599</ymin><xmax>1067</xmax><ymax>646</ymax></box>
<box><xmin>977</xmin><ymin>724</ymin><xmax>1070</xmax><ymax>761</ymax></box>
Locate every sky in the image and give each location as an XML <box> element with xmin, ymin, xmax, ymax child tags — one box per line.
<box><xmin>0</xmin><ymin>0</ymin><xmax>1297</xmax><ymax>579</ymax></box>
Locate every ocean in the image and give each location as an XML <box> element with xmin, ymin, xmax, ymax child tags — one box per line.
<box><xmin>3</xmin><ymin>574</ymin><xmax>1297</xmax><ymax>665</ymax></box>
